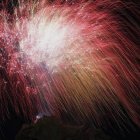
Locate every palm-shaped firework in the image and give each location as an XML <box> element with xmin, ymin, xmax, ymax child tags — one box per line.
<box><xmin>0</xmin><ymin>0</ymin><xmax>139</xmax><ymax>131</ymax></box>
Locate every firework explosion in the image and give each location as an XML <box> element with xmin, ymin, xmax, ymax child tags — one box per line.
<box><xmin>0</xmin><ymin>0</ymin><xmax>140</xmax><ymax>129</ymax></box>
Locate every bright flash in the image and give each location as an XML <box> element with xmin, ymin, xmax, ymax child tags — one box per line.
<box><xmin>18</xmin><ymin>7</ymin><xmax>83</xmax><ymax>71</ymax></box>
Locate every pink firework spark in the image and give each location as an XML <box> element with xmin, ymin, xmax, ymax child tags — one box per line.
<box><xmin>0</xmin><ymin>0</ymin><xmax>140</xmax><ymax>129</ymax></box>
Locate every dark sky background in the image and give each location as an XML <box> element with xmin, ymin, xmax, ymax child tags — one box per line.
<box><xmin>0</xmin><ymin>0</ymin><xmax>140</xmax><ymax>140</ymax></box>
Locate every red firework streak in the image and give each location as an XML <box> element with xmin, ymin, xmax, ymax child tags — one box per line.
<box><xmin>0</xmin><ymin>0</ymin><xmax>140</xmax><ymax>129</ymax></box>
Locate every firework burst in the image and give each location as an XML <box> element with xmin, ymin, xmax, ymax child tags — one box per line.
<box><xmin>0</xmin><ymin>0</ymin><xmax>140</xmax><ymax>129</ymax></box>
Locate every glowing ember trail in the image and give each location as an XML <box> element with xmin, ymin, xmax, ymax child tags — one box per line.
<box><xmin>0</xmin><ymin>0</ymin><xmax>140</xmax><ymax>129</ymax></box>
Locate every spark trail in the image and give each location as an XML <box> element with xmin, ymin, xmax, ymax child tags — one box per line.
<box><xmin>0</xmin><ymin>0</ymin><xmax>140</xmax><ymax>129</ymax></box>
